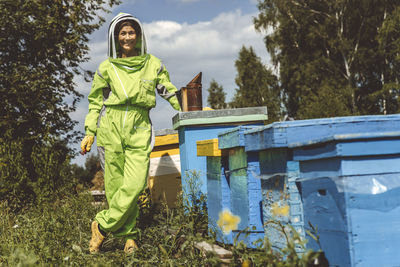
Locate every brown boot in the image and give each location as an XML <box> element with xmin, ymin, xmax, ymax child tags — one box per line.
<box><xmin>89</xmin><ymin>221</ymin><xmax>105</xmax><ymax>254</ymax></box>
<box><xmin>124</xmin><ymin>239</ymin><xmax>138</xmax><ymax>254</ymax></box>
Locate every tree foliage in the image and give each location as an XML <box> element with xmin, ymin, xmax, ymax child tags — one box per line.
<box><xmin>0</xmin><ymin>0</ymin><xmax>119</xmax><ymax>206</ymax></box>
<box><xmin>207</xmin><ymin>79</ymin><xmax>227</xmax><ymax>109</ymax></box>
<box><xmin>231</xmin><ymin>46</ymin><xmax>281</xmax><ymax>122</ymax></box>
<box><xmin>0</xmin><ymin>137</ymin><xmax>76</xmax><ymax>208</ymax></box>
<box><xmin>70</xmin><ymin>153</ymin><xmax>101</xmax><ymax>188</ymax></box>
<box><xmin>0</xmin><ymin>0</ymin><xmax>119</xmax><ymax>140</ymax></box>
<box><xmin>254</xmin><ymin>0</ymin><xmax>400</xmax><ymax>119</ymax></box>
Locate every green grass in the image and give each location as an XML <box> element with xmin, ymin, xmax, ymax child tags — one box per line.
<box><xmin>0</xmin><ymin>174</ymin><xmax>325</xmax><ymax>266</ymax></box>
<box><xmin>0</xmin><ymin>191</ymin><xmax>221</xmax><ymax>266</ymax></box>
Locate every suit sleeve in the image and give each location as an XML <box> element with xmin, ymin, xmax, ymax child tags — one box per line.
<box><xmin>84</xmin><ymin>71</ymin><xmax>109</xmax><ymax>136</ymax></box>
<box><xmin>156</xmin><ymin>63</ymin><xmax>181</xmax><ymax>111</ymax></box>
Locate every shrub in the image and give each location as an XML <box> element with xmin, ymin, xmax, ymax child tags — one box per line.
<box><xmin>0</xmin><ymin>136</ymin><xmax>80</xmax><ymax>209</ymax></box>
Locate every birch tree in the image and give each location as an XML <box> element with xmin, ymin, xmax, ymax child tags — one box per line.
<box><xmin>254</xmin><ymin>0</ymin><xmax>400</xmax><ymax>118</ymax></box>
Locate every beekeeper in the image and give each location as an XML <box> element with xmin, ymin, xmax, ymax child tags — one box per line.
<box><xmin>80</xmin><ymin>13</ymin><xmax>181</xmax><ymax>254</ymax></box>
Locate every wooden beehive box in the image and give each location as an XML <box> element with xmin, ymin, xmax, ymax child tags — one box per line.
<box><xmin>149</xmin><ymin>129</ymin><xmax>181</xmax><ymax>208</ymax></box>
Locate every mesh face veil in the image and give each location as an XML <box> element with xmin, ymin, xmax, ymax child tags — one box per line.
<box><xmin>108</xmin><ymin>13</ymin><xmax>147</xmax><ymax>58</ymax></box>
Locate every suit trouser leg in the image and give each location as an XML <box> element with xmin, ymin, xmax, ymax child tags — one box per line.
<box><xmin>95</xmin><ymin>105</ymin><xmax>151</xmax><ymax>240</ymax></box>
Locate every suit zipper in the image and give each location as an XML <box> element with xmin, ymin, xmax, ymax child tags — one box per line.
<box><xmin>111</xmin><ymin>63</ymin><xmax>129</xmax><ymax>128</ymax></box>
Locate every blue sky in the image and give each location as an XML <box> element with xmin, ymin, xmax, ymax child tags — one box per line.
<box><xmin>114</xmin><ymin>0</ymin><xmax>259</xmax><ymax>23</ymax></box>
<box><xmin>71</xmin><ymin>0</ymin><xmax>271</xmax><ymax>165</ymax></box>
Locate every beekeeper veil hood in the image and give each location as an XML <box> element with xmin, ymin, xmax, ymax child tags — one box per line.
<box><xmin>108</xmin><ymin>13</ymin><xmax>147</xmax><ymax>58</ymax></box>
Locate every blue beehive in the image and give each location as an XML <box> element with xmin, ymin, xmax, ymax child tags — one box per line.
<box><xmin>172</xmin><ymin>107</ymin><xmax>267</xmax><ymax>197</ymax></box>
<box><xmin>216</xmin><ymin>126</ymin><xmax>264</xmax><ymax>248</ymax></box>
<box><xmin>244</xmin><ymin>133</ymin><xmax>303</xmax><ymax>251</ymax></box>
<box><xmin>291</xmin><ymin>131</ymin><xmax>400</xmax><ymax>267</ymax></box>
<box><xmin>243</xmin><ymin>114</ymin><xmax>400</xmax><ymax>253</ymax></box>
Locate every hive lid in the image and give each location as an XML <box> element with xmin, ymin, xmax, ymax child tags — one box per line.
<box><xmin>244</xmin><ymin>114</ymin><xmax>400</xmax><ymax>152</ymax></box>
<box><xmin>172</xmin><ymin>106</ymin><xmax>268</xmax><ymax>129</ymax></box>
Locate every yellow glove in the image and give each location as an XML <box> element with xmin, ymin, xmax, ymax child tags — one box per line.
<box><xmin>80</xmin><ymin>136</ymin><xmax>94</xmax><ymax>154</ymax></box>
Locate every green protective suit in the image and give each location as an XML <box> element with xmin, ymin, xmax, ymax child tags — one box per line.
<box><xmin>84</xmin><ymin>13</ymin><xmax>181</xmax><ymax>240</ymax></box>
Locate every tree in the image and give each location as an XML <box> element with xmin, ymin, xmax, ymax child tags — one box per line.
<box><xmin>207</xmin><ymin>79</ymin><xmax>227</xmax><ymax>109</ymax></box>
<box><xmin>0</xmin><ymin>0</ymin><xmax>119</xmax><ymax>140</ymax></box>
<box><xmin>231</xmin><ymin>46</ymin><xmax>281</xmax><ymax>122</ymax></box>
<box><xmin>254</xmin><ymin>0</ymin><xmax>400</xmax><ymax>119</ymax></box>
<box><xmin>0</xmin><ymin>0</ymin><xmax>119</xmax><ymax>206</ymax></box>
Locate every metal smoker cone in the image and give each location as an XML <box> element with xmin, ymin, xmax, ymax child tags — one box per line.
<box><xmin>179</xmin><ymin>72</ymin><xmax>202</xmax><ymax>111</ymax></box>
<box><xmin>188</xmin><ymin>72</ymin><xmax>202</xmax><ymax>85</ymax></box>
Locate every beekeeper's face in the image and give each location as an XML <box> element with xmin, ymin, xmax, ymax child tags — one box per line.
<box><xmin>118</xmin><ymin>25</ymin><xmax>137</xmax><ymax>56</ymax></box>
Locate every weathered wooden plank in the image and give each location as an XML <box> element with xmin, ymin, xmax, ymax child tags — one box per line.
<box><xmin>149</xmin><ymin>154</ymin><xmax>181</xmax><ymax>176</ymax></box>
<box><xmin>154</xmin><ymin>133</ymin><xmax>179</xmax><ymax>147</ymax></box>
<box><xmin>218</xmin><ymin>126</ymin><xmax>257</xmax><ymax>150</ymax></box>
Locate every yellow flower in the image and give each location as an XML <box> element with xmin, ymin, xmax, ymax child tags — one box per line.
<box><xmin>217</xmin><ymin>209</ymin><xmax>241</xmax><ymax>235</ymax></box>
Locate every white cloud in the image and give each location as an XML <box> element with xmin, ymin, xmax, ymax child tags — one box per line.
<box><xmin>144</xmin><ymin>9</ymin><xmax>269</xmax><ymax>98</ymax></box>
<box><xmin>71</xmin><ymin>9</ymin><xmax>269</xmax><ymax>164</ymax></box>
<box><xmin>145</xmin><ymin>21</ymin><xmax>183</xmax><ymax>39</ymax></box>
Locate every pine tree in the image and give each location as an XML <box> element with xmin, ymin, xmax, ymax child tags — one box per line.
<box><xmin>231</xmin><ymin>46</ymin><xmax>281</xmax><ymax>122</ymax></box>
<box><xmin>207</xmin><ymin>79</ymin><xmax>227</xmax><ymax>109</ymax></box>
<box><xmin>254</xmin><ymin>0</ymin><xmax>400</xmax><ymax>119</ymax></box>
